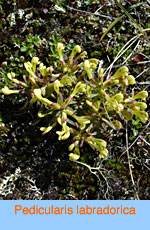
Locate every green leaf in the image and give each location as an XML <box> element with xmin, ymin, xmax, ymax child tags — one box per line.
<box><xmin>100</xmin><ymin>14</ymin><xmax>124</xmax><ymax>42</ymax></box>
<box><xmin>99</xmin><ymin>2</ymin><xmax>144</xmax><ymax>41</ymax></box>
<box><xmin>114</xmin><ymin>0</ymin><xmax>144</xmax><ymax>32</ymax></box>
<box><xmin>102</xmin><ymin>118</ymin><xmax>116</xmax><ymax>130</ymax></box>
<box><xmin>133</xmin><ymin>128</ymin><xmax>138</xmax><ymax>137</ymax></box>
<box><xmin>21</xmin><ymin>47</ymin><xmax>27</xmax><ymax>52</ymax></box>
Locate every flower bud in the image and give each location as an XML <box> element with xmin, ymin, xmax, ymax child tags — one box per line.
<box><xmin>68</xmin><ymin>141</ymin><xmax>79</xmax><ymax>151</ymax></box>
<box><xmin>1</xmin><ymin>61</ymin><xmax>7</xmax><ymax>68</ymax></box>
<box><xmin>62</xmin><ymin>112</ymin><xmax>67</xmax><ymax>124</ymax></box>
<box><xmin>40</xmin><ymin>126</ymin><xmax>53</xmax><ymax>135</ymax></box>
<box><xmin>69</xmin><ymin>153</ymin><xmax>80</xmax><ymax>161</ymax></box>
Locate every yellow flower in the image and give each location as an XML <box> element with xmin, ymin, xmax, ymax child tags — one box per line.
<box><xmin>132</xmin><ymin>91</ymin><xmax>148</xmax><ymax>101</ymax></box>
<box><xmin>84</xmin><ymin>60</ymin><xmax>93</xmax><ymax>80</ymax></box>
<box><xmin>7</xmin><ymin>72</ymin><xmax>15</xmax><ymax>80</ymax></box>
<box><xmin>106</xmin><ymin>98</ymin><xmax>118</xmax><ymax>111</ymax></box>
<box><xmin>73</xmin><ymin>115</ymin><xmax>91</xmax><ymax>130</ymax></box>
<box><xmin>34</xmin><ymin>88</ymin><xmax>60</xmax><ymax>109</ymax></box>
<box><xmin>113</xmin><ymin>93</ymin><xmax>124</xmax><ymax>102</ymax></box>
<box><xmin>133</xmin><ymin>110</ymin><xmax>148</xmax><ymax>123</ymax></box>
<box><xmin>39</xmin><ymin>63</ymin><xmax>47</xmax><ymax>77</ymax></box>
<box><xmin>89</xmin><ymin>58</ymin><xmax>99</xmax><ymax>65</ymax></box>
<box><xmin>70</xmin><ymin>45</ymin><xmax>81</xmax><ymax>58</ymax></box>
<box><xmin>134</xmin><ymin>102</ymin><xmax>147</xmax><ymax>110</ymax></box>
<box><xmin>60</xmin><ymin>76</ymin><xmax>73</xmax><ymax>86</ymax></box>
<box><xmin>71</xmin><ymin>82</ymin><xmax>86</xmax><ymax>97</ymax></box>
<box><xmin>113</xmin><ymin>66</ymin><xmax>129</xmax><ymax>79</ymax></box>
<box><xmin>1</xmin><ymin>86</ymin><xmax>20</xmax><ymax>95</ymax></box>
<box><xmin>86</xmin><ymin>136</ymin><xmax>108</xmax><ymax>158</ymax></box>
<box><xmin>75</xmin><ymin>51</ymin><xmax>87</xmax><ymax>61</ymax></box>
<box><xmin>122</xmin><ymin>110</ymin><xmax>133</xmax><ymax>121</ymax></box>
<box><xmin>57</xmin><ymin>43</ymin><xmax>64</xmax><ymax>60</ymax></box>
<box><xmin>86</xmin><ymin>85</ymin><xmax>92</xmax><ymax>96</ymax></box>
<box><xmin>31</xmin><ymin>57</ymin><xmax>39</xmax><ymax>72</ymax></box>
<box><xmin>56</xmin><ymin>124</ymin><xmax>70</xmax><ymax>140</ymax></box>
<box><xmin>24</xmin><ymin>62</ymin><xmax>37</xmax><ymax>82</ymax></box>
<box><xmin>53</xmin><ymin>80</ymin><xmax>63</xmax><ymax>94</ymax></box>
<box><xmin>99</xmin><ymin>149</ymin><xmax>109</xmax><ymax>158</ymax></box>
<box><xmin>111</xmin><ymin>120</ymin><xmax>122</xmax><ymax>129</ymax></box>
<box><xmin>127</xmin><ymin>75</ymin><xmax>136</xmax><ymax>85</ymax></box>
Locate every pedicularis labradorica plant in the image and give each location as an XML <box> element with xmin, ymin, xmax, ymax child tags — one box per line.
<box><xmin>1</xmin><ymin>44</ymin><xmax>149</xmax><ymax>161</ymax></box>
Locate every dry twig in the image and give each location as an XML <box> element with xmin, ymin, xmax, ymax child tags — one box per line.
<box><xmin>126</xmin><ymin>122</ymin><xmax>139</xmax><ymax>200</ymax></box>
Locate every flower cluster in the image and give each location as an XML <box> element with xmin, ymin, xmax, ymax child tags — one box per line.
<box><xmin>1</xmin><ymin>44</ymin><xmax>148</xmax><ymax>161</ymax></box>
